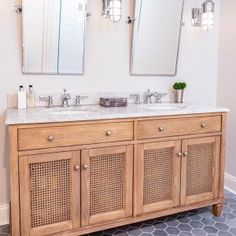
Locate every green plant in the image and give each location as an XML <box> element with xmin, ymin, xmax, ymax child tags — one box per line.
<box><xmin>173</xmin><ymin>82</ymin><xmax>187</xmax><ymax>90</ymax></box>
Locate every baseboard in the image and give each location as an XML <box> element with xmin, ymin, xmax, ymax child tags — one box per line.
<box><xmin>0</xmin><ymin>204</ymin><xmax>9</xmax><ymax>226</ymax></box>
<box><xmin>225</xmin><ymin>172</ymin><xmax>236</xmax><ymax>195</ymax></box>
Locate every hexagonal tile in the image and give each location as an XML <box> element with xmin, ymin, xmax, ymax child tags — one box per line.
<box><xmin>201</xmin><ymin>217</ymin><xmax>215</xmax><ymax>225</ymax></box>
<box><xmin>177</xmin><ymin>216</ymin><xmax>191</xmax><ymax>224</ymax></box>
<box><xmin>188</xmin><ymin>214</ymin><xmax>202</xmax><ymax>221</ymax></box>
<box><xmin>190</xmin><ymin>220</ymin><xmax>204</xmax><ymax>228</ymax></box>
<box><xmin>203</xmin><ymin>225</ymin><xmax>218</xmax><ymax>234</ymax></box>
<box><xmin>224</xmin><ymin>206</ymin><xmax>233</xmax><ymax>212</ymax></box>
<box><xmin>152</xmin><ymin>230</ymin><xmax>167</xmax><ymax>236</ymax></box>
<box><xmin>215</xmin><ymin>223</ymin><xmax>229</xmax><ymax>231</ymax></box>
<box><xmin>225</xmin><ymin>219</ymin><xmax>236</xmax><ymax>228</ymax></box>
<box><xmin>114</xmin><ymin>232</ymin><xmax>129</xmax><ymax>236</ymax></box>
<box><xmin>165</xmin><ymin>226</ymin><xmax>180</xmax><ymax>235</ymax></box>
<box><xmin>191</xmin><ymin>228</ymin><xmax>207</xmax><ymax>236</ymax></box>
<box><xmin>229</xmin><ymin>228</ymin><xmax>236</xmax><ymax>235</ymax></box>
<box><xmin>141</xmin><ymin>226</ymin><xmax>155</xmax><ymax>233</ymax></box>
<box><xmin>178</xmin><ymin>223</ymin><xmax>192</xmax><ymax>232</ymax></box>
<box><xmin>166</xmin><ymin>219</ymin><xmax>179</xmax><ymax>227</ymax></box>
<box><xmin>153</xmin><ymin>222</ymin><xmax>167</xmax><ymax>230</ymax></box>
<box><xmin>212</xmin><ymin>216</ymin><xmax>226</xmax><ymax>223</ymax></box>
<box><xmin>218</xmin><ymin>231</ymin><xmax>233</xmax><ymax>236</ymax></box>
<box><xmin>179</xmin><ymin>232</ymin><xmax>193</xmax><ymax>236</ymax></box>
<box><xmin>223</xmin><ymin>213</ymin><xmax>236</xmax><ymax>220</ymax></box>
<box><xmin>128</xmin><ymin>228</ymin><xmax>142</xmax><ymax>235</ymax></box>
<box><xmin>230</xmin><ymin>204</ymin><xmax>236</xmax><ymax>210</ymax></box>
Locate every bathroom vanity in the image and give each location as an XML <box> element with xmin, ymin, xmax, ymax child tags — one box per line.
<box><xmin>6</xmin><ymin>104</ymin><xmax>228</xmax><ymax>236</ymax></box>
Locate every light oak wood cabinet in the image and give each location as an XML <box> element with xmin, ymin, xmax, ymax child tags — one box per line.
<box><xmin>8</xmin><ymin>114</ymin><xmax>227</xmax><ymax>236</ymax></box>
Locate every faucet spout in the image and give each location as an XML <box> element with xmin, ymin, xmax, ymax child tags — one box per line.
<box><xmin>61</xmin><ymin>89</ymin><xmax>71</xmax><ymax>107</ymax></box>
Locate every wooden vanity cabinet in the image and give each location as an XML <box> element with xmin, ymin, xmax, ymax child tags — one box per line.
<box><xmin>180</xmin><ymin>136</ymin><xmax>221</xmax><ymax>206</ymax></box>
<box><xmin>19</xmin><ymin>151</ymin><xmax>81</xmax><ymax>236</ymax></box>
<box><xmin>134</xmin><ymin>140</ymin><xmax>182</xmax><ymax>215</ymax></box>
<box><xmin>18</xmin><ymin>145</ymin><xmax>133</xmax><ymax>236</ymax></box>
<box><xmin>8</xmin><ymin>113</ymin><xmax>227</xmax><ymax>236</ymax></box>
<box><xmin>134</xmin><ymin>136</ymin><xmax>221</xmax><ymax>216</ymax></box>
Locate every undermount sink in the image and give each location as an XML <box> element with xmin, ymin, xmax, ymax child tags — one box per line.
<box><xmin>140</xmin><ymin>104</ymin><xmax>187</xmax><ymax>111</ymax></box>
<box><xmin>48</xmin><ymin>107</ymin><xmax>99</xmax><ymax>115</ymax></box>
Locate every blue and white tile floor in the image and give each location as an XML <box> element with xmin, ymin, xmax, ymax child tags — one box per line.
<box><xmin>1</xmin><ymin>190</ymin><xmax>236</xmax><ymax>236</ymax></box>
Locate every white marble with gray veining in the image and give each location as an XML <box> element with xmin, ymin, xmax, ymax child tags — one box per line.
<box><xmin>5</xmin><ymin>103</ymin><xmax>229</xmax><ymax>125</ymax></box>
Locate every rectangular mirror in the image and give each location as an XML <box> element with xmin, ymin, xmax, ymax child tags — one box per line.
<box><xmin>22</xmin><ymin>0</ymin><xmax>87</xmax><ymax>75</ymax></box>
<box><xmin>130</xmin><ymin>0</ymin><xmax>184</xmax><ymax>76</ymax></box>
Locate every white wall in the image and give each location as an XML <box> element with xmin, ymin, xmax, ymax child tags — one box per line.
<box><xmin>0</xmin><ymin>0</ymin><xmax>220</xmax><ymax>224</ymax></box>
<box><xmin>218</xmin><ymin>0</ymin><xmax>236</xmax><ymax>193</ymax></box>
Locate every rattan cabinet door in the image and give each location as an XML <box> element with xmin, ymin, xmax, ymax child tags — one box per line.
<box><xmin>19</xmin><ymin>151</ymin><xmax>81</xmax><ymax>236</ymax></box>
<box><xmin>180</xmin><ymin>136</ymin><xmax>220</xmax><ymax>206</ymax></box>
<box><xmin>134</xmin><ymin>141</ymin><xmax>182</xmax><ymax>216</ymax></box>
<box><xmin>81</xmin><ymin>145</ymin><xmax>133</xmax><ymax>226</ymax></box>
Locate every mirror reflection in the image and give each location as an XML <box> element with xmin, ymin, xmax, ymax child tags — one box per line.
<box><xmin>23</xmin><ymin>0</ymin><xmax>87</xmax><ymax>75</ymax></box>
<box><xmin>130</xmin><ymin>0</ymin><xmax>184</xmax><ymax>76</ymax></box>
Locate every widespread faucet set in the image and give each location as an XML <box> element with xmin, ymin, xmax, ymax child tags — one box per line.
<box><xmin>39</xmin><ymin>89</ymin><xmax>167</xmax><ymax>108</ymax></box>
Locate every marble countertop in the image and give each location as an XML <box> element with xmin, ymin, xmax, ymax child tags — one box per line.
<box><xmin>5</xmin><ymin>103</ymin><xmax>229</xmax><ymax>125</ymax></box>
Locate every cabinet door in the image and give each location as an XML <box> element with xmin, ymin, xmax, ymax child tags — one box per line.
<box><xmin>134</xmin><ymin>141</ymin><xmax>182</xmax><ymax>216</ymax></box>
<box><xmin>81</xmin><ymin>145</ymin><xmax>133</xmax><ymax>226</ymax></box>
<box><xmin>180</xmin><ymin>136</ymin><xmax>220</xmax><ymax>206</ymax></box>
<box><xmin>19</xmin><ymin>151</ymin><xmax>80</xmax><ymax>236</ymax></box>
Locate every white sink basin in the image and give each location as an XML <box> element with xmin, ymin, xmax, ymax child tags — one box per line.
<box><xmin>140</xmin><ymin>104</ymin><xmax>187</xmax><ymax>111</ymax></box>
<box><xmin>48</xmin><ymin>108</ymin><xmax>99</xmax><ymax>115</ymax></box>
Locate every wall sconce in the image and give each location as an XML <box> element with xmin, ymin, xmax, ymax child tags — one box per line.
<box><xmin>102</xmin><ymin>0</ymin><xmax>122</xmax><ymax>23</ymax></box>
<box><xmin>192</xmin><ymin>0</ymin><xmax>215</xmax><ymax>31</ymax></box>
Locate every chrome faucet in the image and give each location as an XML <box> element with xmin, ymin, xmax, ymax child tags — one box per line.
<box><xmin>61</xmin><ymin>89</ymin><xmax>71</xmax><ymax>107</ymax></box>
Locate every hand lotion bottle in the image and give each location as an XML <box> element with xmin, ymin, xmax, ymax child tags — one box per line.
<box><xmin>18</xmin><ymin>86</ymin><xmax>26</xmax><ymax>109</ymax></box>
<box><xmin>27</xmin><ymin>85</ymin><xmax>36</xmax><ymax>108</ymax></box>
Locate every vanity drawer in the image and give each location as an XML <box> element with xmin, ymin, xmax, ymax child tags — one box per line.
<box><xmin>137</xmin><ymin>116</ymin><xmax>222</xmax><ymax>140</ymax></box>
<box><xmin>18</xmin><ymin>122</ymin><xmax>134</xmax><ymax>150</ymax></box>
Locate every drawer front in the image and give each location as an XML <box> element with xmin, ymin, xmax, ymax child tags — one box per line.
<box><xmin>18</xmin><ymin>122</ymin><xmax>133</xmax><ymax>150</ymax></box>
<box><xmin>137</xmin><ymin>116</ymin><xmax>222</xmax><ymax>140</ymax></box>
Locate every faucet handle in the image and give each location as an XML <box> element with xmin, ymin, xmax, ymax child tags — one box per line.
<box><xmin>75</xmin><ymin>95</ymin><xmax>88</xmax><ymax>107</ymax></box>
<box><xmin>39</xmin><ymin>95</ymin><xmax>54</xmax><ymax>108</ymax></box>
<box><xmin>130</xmin><ymin>93</ymin><xmax>141</xmax><ymax>104</ymax></box>
<box><xmin>155</xmin><ymin>92</ymin><xmax>168</xmax><ymax>103</ymax></box>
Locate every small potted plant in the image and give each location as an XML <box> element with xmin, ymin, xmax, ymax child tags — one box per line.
<box><xmin>173</xmin><ymin>82</ymin><xmax>187</xmax><ymax>103</ymax></box>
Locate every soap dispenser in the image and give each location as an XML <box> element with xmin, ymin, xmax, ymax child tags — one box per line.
<box><xmin>27</xmin><ymin>85</ymin><xmax>36</xmax><ymax>108</ymax></box>
<box><xmin>18</xmin><ymin>85</ymin><xmax>26</xmax><ymax>109</ymax></box>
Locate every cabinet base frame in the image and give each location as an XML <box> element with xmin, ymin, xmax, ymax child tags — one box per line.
<box><xmin>50</xmin><ymin>198</ymin><xmax>222</xmax><ymax>236</ymax></box>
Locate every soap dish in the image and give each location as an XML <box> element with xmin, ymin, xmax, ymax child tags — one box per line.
<box><xmin>100</xmin><ymin>97</ymin><xmax>127</xmax><ymax>107</ymax></box>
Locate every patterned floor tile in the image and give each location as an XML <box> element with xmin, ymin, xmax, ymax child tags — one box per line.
<box><xmin>1</xmin><ymin>190</ymin><xmax>236</xmax><ymax>236</ymax></box>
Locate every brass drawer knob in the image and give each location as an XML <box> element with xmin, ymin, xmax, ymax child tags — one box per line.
<box><xmin>106</xmin><ymin>130</ymin><xmax>112</xmax><ymax>136</ymax></box>
<box><xmin>74</xmin><ymin>165</ymin><xmax>80</xmax><ymax>171</ymax></box>
<box><xmin>201</xmin><ymin>123</ymin><xmax>207</xmax><ymax>128</ymax></box>
<box><xmin>183</xmin><ymin>152</ymin><xmax>188</xmax><ymax>157</ymax></box>
<box><xmin>159</xmin><ymin>126</ymin><xmax>165</xmax><ymax>132</ymax></box>
<box><xmin>48</xmin><ymin>136</ymin><xmax>54</xmax><ymax>142</ymax></box>
<box><xmin>177</xmin><ymin>152</ymin><xmax>182</xmax><ymax>157</ymax></box>
<box><xmin>83</xmin><ymin>164</ymin><xmax>89</xmax><ymax>170</ymax></box>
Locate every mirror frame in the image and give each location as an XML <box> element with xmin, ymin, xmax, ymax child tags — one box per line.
<box><xmin>130</xmin><ymin>0</ymin><xmax>185</xmax><ymax>77</ymax></box>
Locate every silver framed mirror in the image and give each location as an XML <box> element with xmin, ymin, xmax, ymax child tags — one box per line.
<box><xmin>130</xmin><ymin>0</ymin><xmax>185</xmax><ymax>76</ymax></box>
<box><xmin>22</xmin><ymin>0</ymin><xmax>87</xmax><ymax>75</ymax></box>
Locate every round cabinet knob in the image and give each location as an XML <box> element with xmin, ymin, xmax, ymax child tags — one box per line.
<box><xmin>83</xmin><ymin>164</ymin><xmax>89</xmax><ymax>170</ymax></box>
<box><xmin>48</xmin><ymin>136</ymin><xmax>54</xmax><ymax>142</ymax></box>
<box><xmin>201</xmin><ymin>123</ymin><xmax>207</xmax><ymax>128</ymax></box>
<box><xmin>74</xmin><ymin>165</ymin><xmax>80</xmax><ymax>171</ymax></box>
<box><xmin>183</xmin><ymin>152</ymin><xmax>188</xmax><ymax>157</ymax></box>
<box><xmin>106</xmin><ymin>130</ymin><xmax>112</xmax><ymax>136</ymax></box>
<box><xmin>177</xmin><ymin>153</ymin><xmax>182</xmax><ymax>157</ymax></box>
<box><xmin>159</xmin><ymin>126</ymin><xmax>165</xmax><ymax>132</ymax></box>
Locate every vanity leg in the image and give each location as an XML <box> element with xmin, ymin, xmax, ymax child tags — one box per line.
<box><xmin>212</xmin><ymin>203</ymin><xmax>223</xmax><ymax>217</ymax></box>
